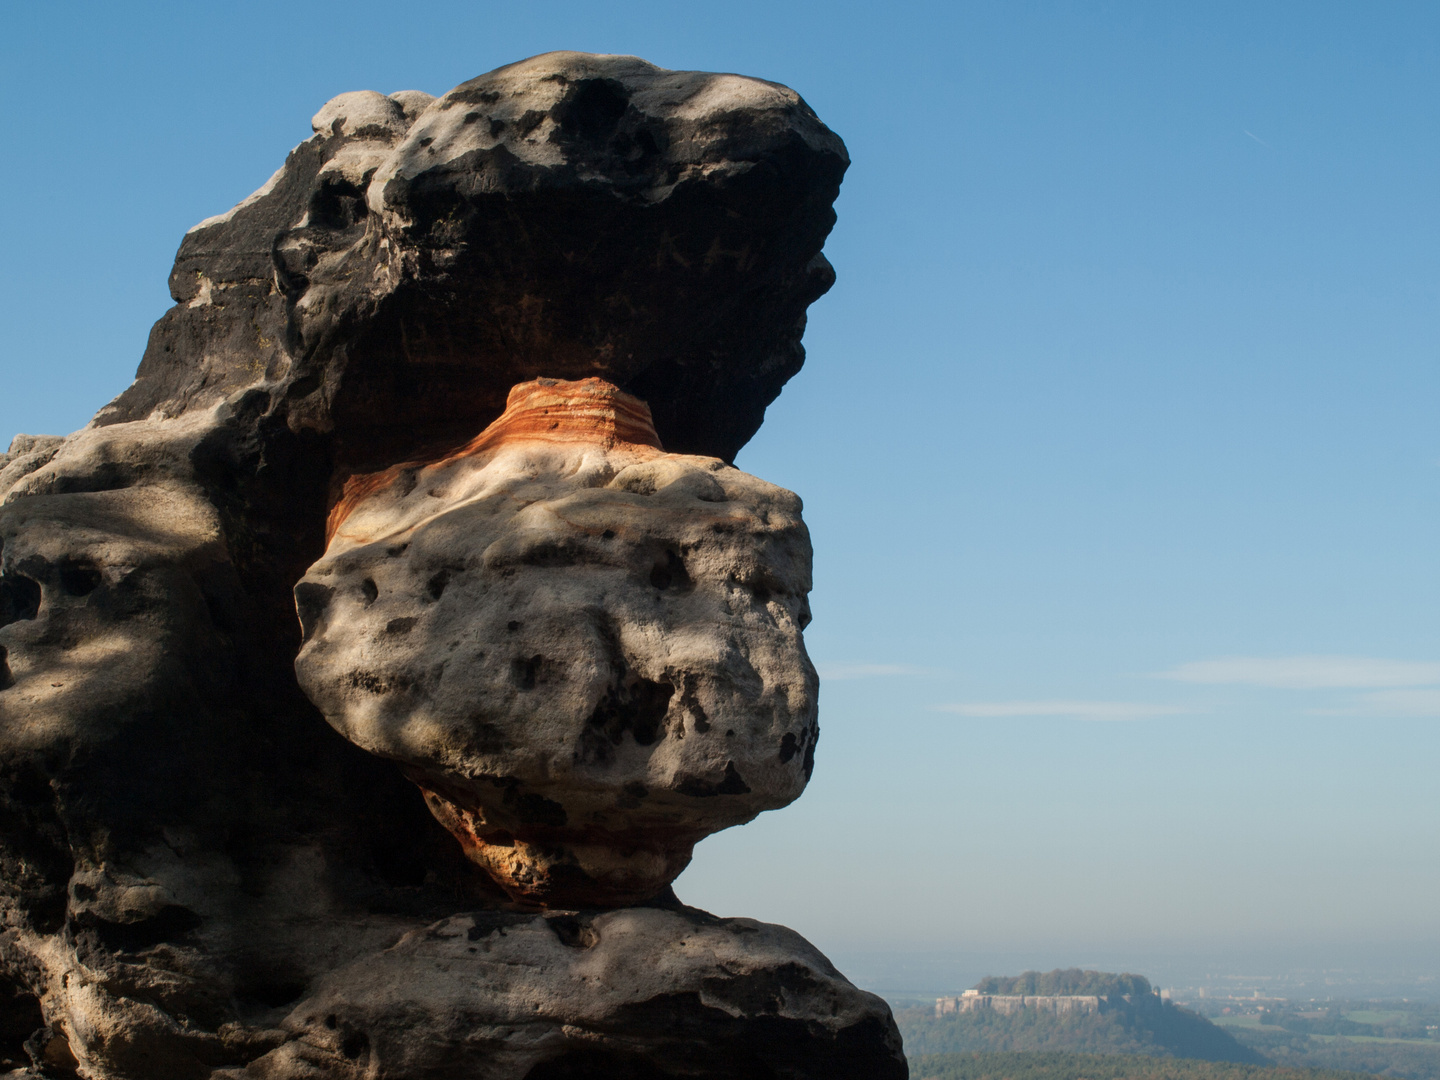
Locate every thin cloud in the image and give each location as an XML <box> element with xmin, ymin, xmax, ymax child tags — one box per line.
<box><xmin>1156</xmin><ymin>656</ymin><xmax>1440</xmax><ymax>690</ymax></box>
<box><xmin>818</xmin><ymin>663</ymin><xmax>940</xmax><ymax>681</ymax></box>
<box><xmin>1315</xmin><ymin>689</ymin><xmax>1440</xmax><ymax>718</ymax></box>
<box><xmin>935</xmin><ymin>700</ymin><xmax>1189</xmax><ymax>721</ymax></box>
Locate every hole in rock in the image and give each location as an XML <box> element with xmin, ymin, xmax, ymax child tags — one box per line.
<box><xmin>778</xmin><ymin>732</ymin><xmax>798</xmax><ymax>763</ymax></box>
<box><xmin>0</xmin><ymin>573</ymin><xmax>41</xmax><ymax>627</ymax></box>
<box><xmin>294</xmin><ymin>583</ymin><xmax>334</xmax><ymax>643</ymax></box>
<box><xmin>504</xmin><ymin>789</ymin><xmax>567</xmax><ymax>827</ymax></box>
<box><xmin>677</xmin><ymin>675</ymin><xmax>709</xmax><ymax>733</ymax></box>
<box><xmin>0</xmin><ymin>976</ymin><xmax>44</xmax><ymax>1071</ymax></box>
<box><xmin>360</xmin><ymin>578</ymin><xmax>378</xmax><ymax>605</ymax></box>
<box><xmin>426</xmin><ymin>569</ymin><xmax>451</xmax><ymax>601</ymax></box>
<box><xmin>511</xmin><ymin>654</ymin><xmax>545</xmax><ymax>690</ymax></box>
<box><xmin>545</xmin><ymin>915</ymin><xmax>598</xmax><ymax>950</ymax></box>
<box><xmin>90</xmin><ymin>904</ymin><xmax>202</xmax><ymax>953</ymax></box>
<box><xmin>649</xmin><ymin>550</ymin><xmax>691</xmax><ymax>593</ymax></box>
<box><xmin>56</xmin><ymin>560</ymin><xmax>101</xmax><ymax>597</ymax></box>
<box><xmin>384</xmin><ymin>616</ymin><xmax>417</xmax><ymax>635</ymax></box>
<box><xmin>309</xmin><ymin>177</ymin><xmax>369</xmax><ymax>231</ymax></box>
<box><xmin>675</xmin><ymin>761</ymin><xmax>752</xmax><ymax>798</ymax></box>
<box><xmin>0</xmin><ymin>645</ymin><xmax>12</xmax><ymax>692</ymax></box>
<box><xmin>285</xmin><ymin>374</ymin><xmax>322</xmax><ymax>400</ymax></box>
<box><xmin>238</xmin><ymin>980</ymin><xmax>307</xmax><ymax>1010</ymax></box>
<box><xmin>341</xmin><ymin>1031</ymin><xmax>369</xmax><ymax>1061</ymax></box>
<box><xmin>554</xmin><ymin>78</ymin><xmax>630</xmax><ymax>144</ymax></box>
<box><xmin>587</xmin><ymin>678</ymin><xmax>674</xmax><ymax>747</ymax></box>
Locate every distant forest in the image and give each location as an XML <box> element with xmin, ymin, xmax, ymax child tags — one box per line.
<box><xmin>898</xmin><ymin>1000</ymin><xmax>1263</xmax><ymax>1064</ymax></box>
<box><xmin>1188</xmin><ymin>997</ymin><xmax>1440</xmax><ymax>1079</ymax></box>
<box><xmin>910</xmin><ymin>1051</ymin><xmax>1379</xmax><ymax>1080</ymax></box>
<box><xmin>1224</xmin><ymin>1025</ymin><xmax>1440</xmax><ymax>1080</ymax></box>
<box><xmin>975</xmin><ymin>970</ymin><xmax>1156</xmax><ymax>998</ymax></box>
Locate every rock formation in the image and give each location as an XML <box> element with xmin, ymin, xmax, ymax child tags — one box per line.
<box><xmin>0</xmin><ymin>52</ymin><xmax>905</xmax><ymax>1079</ymax></box>
<box><xmin>297</xmin><ymin>377</ymin><xmax>818</xmax><ymax>908</ymax></box>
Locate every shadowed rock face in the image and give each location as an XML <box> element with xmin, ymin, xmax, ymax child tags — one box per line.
<box><xmin>0</xmin><ymin>53</ymin><xmax>901</xmax><ymax>1080</ymax></box>
<box><xmin>295</xmin><ymin>379</ymin><xmax>817</xmax><ymax>906</ymax></box>
<box><xmin>102</xmin><ymin>51</ymin><xmax>848</xmax><ymax>476</ymax></box>
<box><xmin>226</xmin><ymin>907</ymin><xmax>905</xmax><ymax>1080</ymax></box>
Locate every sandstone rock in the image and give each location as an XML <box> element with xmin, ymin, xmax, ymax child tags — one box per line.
<box><xmin>0</xmin><ymin>54</ymin><xmax>891</xmax><ymax>1080</ymax></box>
<box><xmin>0</xmin><ymin>409</ymin><xmax>495</xmax><ymax>1077</ymax></box>
<box><xmin>226</xmin><ymin>905</ymin><xmax>905</xmax><ymax>1080</ymax></box>
<box><xmin>102</xmin><ymin>51</ymin><xmax>848</xmax><ymax>475</ymax></box>
<box><xmin>295</xmin><ymin>378</ymin><xmax>817</xmax><ymax>907</ymax></box>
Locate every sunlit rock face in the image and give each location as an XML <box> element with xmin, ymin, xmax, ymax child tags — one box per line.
<box><xmin>294</xmin><ymin>378</ymin><xmax>817</xmax><ymax>906</ymax></box>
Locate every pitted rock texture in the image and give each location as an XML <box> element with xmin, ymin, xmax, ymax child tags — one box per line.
<box><xmin>0</xmin><ymin>54</ymin><xmax>891</xmax><ymax>1080</ymax></box>
<box><xmin>102</xmin><ymin>51</ymin><xmax>848</xmax><ymax>476</ymax></box>
<box><xmin>0</xmin><ymin>422</ymin><xmax>498</xmax><ymax>1079</ymax></box>
<box><xmin>295</xmin><ymin>378</ymin><xmax>817</xmax><ymax>907</ymax></box>
<box><xmin>226</xmin><ymin>905</ymin><xmax>905</xmax><ymax>1080</ymax></box>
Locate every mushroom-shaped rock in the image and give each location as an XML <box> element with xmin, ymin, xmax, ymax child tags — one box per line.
<box><xmin>294</xmin><ymin>378</ymin><xmax>818</xmax><ymax>906</ymax></box>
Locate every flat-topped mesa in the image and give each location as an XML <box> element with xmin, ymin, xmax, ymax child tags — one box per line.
<box><xmin>295</xmin><ymin>378</ymin><xmax>818</xmax><ymax>907</ymax></box>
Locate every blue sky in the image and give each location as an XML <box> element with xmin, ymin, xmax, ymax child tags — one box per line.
<box><xmin>3</xmin><ymin>2</ymin><xmax>1436</xmax><ymax>988</ymax></box>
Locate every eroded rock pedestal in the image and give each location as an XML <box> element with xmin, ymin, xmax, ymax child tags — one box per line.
<box><xmin>0</xmin><ymin>52</ymin><xmax>905</xmax><ymax>1080</ymax></box>
<box><xmin>296</xmin><ymin>378</ymin><xmax>818</xmax><ymax>908</ymax></box>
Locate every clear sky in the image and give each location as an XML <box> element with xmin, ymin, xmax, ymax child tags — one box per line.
<box><xmin>3</xmin><ymin>2</ymin><xmax>1436</xmax><ymax>990</ymax></box>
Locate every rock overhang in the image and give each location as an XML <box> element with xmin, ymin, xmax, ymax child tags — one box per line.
<box><xmin>105</xmin><ymin>50</ymin><xmax>849</xmax><ymax>477</ymax></box>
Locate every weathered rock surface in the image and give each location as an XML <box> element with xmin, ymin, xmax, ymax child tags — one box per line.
<box><xmin>102</xmin><ymin>51</ymin><xmax>848</xmax><ymax>474</ymax></box>
<box><xmin>227</xmin><ymin>905</ymin><xmax>904</xmax><ymax>1080</ymax></box>
<box><xmin>0</xmin><ymin>53</ymin><xmax>896</xmax><ymax>1080</ymax></box>
<box><xmin>296</xmin><ymin>378</ymin><xmax>817</xmax><ymax>907</ymax></box>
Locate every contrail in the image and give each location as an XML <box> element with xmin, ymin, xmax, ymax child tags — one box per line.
<box><xmin>1244</xmin><ymin>129</ymin><xmax>1271</xmax><ymax>148</ymax></box>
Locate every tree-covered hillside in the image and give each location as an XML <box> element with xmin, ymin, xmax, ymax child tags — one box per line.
<box><xmin>902</xmin><ymin>971</ymin><xmax>1264</xmax><ymax>1064</ymax></box>
<box><xmin>976</xmin><ymin>970</ymin><xmax>1155</xmax><ymax>997</ymax></box>
<box><xmin>909</xmin><ymin>1051</ymin><xmax>1378</xmax><ymax>1080</ymax></box>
